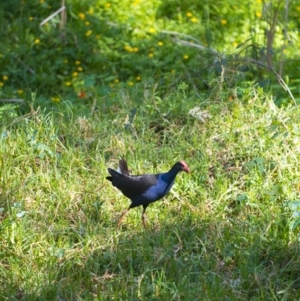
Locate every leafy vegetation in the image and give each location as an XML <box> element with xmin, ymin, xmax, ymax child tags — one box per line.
<box><xmin>1</xmin><ymin>87</ymin><xmax>300</xmax><ymax>300</ymax></box>
<box><xmin>0</xmin><ymin>0</ymin><xmax>299</xmax><ymax>105</ymax></box>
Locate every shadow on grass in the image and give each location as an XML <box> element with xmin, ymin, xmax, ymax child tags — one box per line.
<box><xmin>85</xmin><ymin>218</ymin><xmax>300</xmax><ymax>300</ymax></box>
<box><xmin>3</xmin><ymin>216</ymin><xmax>300</xmax><ymax>300</ymax></box>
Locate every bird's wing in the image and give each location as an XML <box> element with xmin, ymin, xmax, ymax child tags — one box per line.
<box><xmin>107</xmin><ymin>168</ymin><xmax>158</xmax><ymax>199</ymax></box>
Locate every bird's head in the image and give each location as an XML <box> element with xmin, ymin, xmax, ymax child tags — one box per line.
<box><xmin>176</xmin><ymin>160</ymin><xmax>190</xmax><ymax>173</ymax></box>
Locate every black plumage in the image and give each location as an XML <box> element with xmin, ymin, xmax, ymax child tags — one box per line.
<box><xmin>106</xmin><ymin>159</ymin><xmax>190</xmax><ymax>228</ymax></box>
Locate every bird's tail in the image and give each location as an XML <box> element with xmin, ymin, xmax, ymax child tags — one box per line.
<box><xmin>118</xmin><ymin>159</ymin><xmax>130</xmax><ymax>176</ymax></box>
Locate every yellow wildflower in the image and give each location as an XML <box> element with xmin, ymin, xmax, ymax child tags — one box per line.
<box><xmin>0</xmin><ymin>82</ymin><xmax>3</xmax><ymax>87</ymax></box>
<box><xmin>77</xmin><ymin>67</ymin><xmax>83</xmax><ymax>72</ymax></box>
<box><xmin>191</xmin><ymin>17</ymin><xmax>198</xmax><ymax>23</ymax></box>
<box><xmin>29</xmin><ymin>16</ymin><xmax>34</xmax><ymax>21</ymax></box>
<box><xmin>128</xmin><ymin>81</ymin><xmax>134</xmax><ymax>86</ymax></box>
<box><xmin>183</xmin><ymin>55</ymin><xmax>189</xmax><ymax>60</ymax></box>
<box><xmin>157</xmin><ymin>41</ymin><xmax>163</xmax><ymax>46</ymax></box>
<box><xmin>75</xmin><ymin>60</ymin><xmax>81</xmax><ymax>65</ymax></box>
<box><xmin>124</xmin><ymin>45</ymin><xmax>133</xmax><ymax>52</ymax></box>
<box><xmin>34</xmin><ymin>39</ymin><xmax>40</xmax><ymax>44</ymax></box>
<box><xmin>85</xmin><ymin>30</ymin><xmax>92</xmax><ymax>36</ymax></box>
<box><xmin>105</xmin><ymin>3</ymin><xmax>111</xmax><ymax>8</ymax></box>
<box><xmin>136</xmin><ymin>76</ymin><xmax>141</xmax><ymax>81</ymax></box>
<box><xmin>64</xmin><ymin>59</ymin><xmax>68</xmax><ymax>63</ymax></box>
<box><xmin>51</xmin><ymin>96</ymin><xmax>61</xmax><ymax>103</ymax></box>
<box><xmin>148</xmin><ymin>53</ymin><xmax>154</xmax><ymax>58</ymax></box>
<box><xmin>133</xmin><ymin>47</ymin><xmax>139</xmax><ymax>52</ymax></box>
<box><xmin>148</xmin><ymin>27</ymin><xmax>156</xmax><ymax>33</ymax></box>
<box><xmin>78</xmin><ymin>13</ymin><xmax>85</xmax><ymax>20</ymax></box>
<box><xmin>18</xmin><ymin>89</ymin><xmax>24</xmax><ymax>94</ymax></box>
<box><xmin>221</xmin><ymin>19</ymin><xmax>227</xmax><ymax>25</ymax></box>
<box><xmin>3</xmin><ymin>76</ymin><xmax>8</xmax><ymax>81</ymax></box>
<box><xmin>256</xmin><ymin>11</ymin><xmax>262</xmax><ymax>18</ymax></box>
<box><xmin>88</xmin><ymin>8</ymin><xmax>94</xmax><ymax>14</ymax></box>
<box><xmin>114</xmin><ymin>78</ymin><xmax>119</xmax><ymax>83</ymax></box>
<box><xmin>72</xmin><ymin>72</ymin><xmax>78</xmax><ymax>77</ymax></box>
<box><xmin>65</xmin><ymin>81</ymin><xmax>71</xmax><ymax>86</ymax></box>
<box><xmin>85</xmin><ymin>21</ymin><xmax>90</xmax><ymax>26</ymax></box>
<box><xmin>186</xmin><ymin>12</ymin><xmax>193</xmax><ymax>17</ymax></box>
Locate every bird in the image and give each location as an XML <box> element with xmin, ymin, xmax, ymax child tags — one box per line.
<box><xmin>106</xmin><ymin>159</ymin><xmax>190</xmax><ymax>228</ymax></box>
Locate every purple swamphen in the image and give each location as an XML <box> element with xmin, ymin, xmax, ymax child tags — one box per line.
<box><xmin>106</xmin><ymin>159</ymin><xmax>190</xmax><ymax>228</ymax></box>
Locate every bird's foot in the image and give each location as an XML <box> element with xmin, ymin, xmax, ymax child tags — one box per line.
<box><xmin>117</xmin><ymin>209</ymin><xmax>129</xmax><ymax>229</ymax></box>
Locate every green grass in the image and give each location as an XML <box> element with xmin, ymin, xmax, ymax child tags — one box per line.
<box><xmin>1</xmin><ymin>87</ymin><xmax>300</xmax><ymax>300</ymax></box>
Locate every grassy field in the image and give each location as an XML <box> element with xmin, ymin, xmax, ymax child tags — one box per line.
<box><xmin>1</xmin><ymin>87</ymin><xmax>300</xmax><ymax>300</ymax></box>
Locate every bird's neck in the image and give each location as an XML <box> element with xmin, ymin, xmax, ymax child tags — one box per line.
<box><xmin>160</xmin><ymin>167</ymin><xmax>179</xmax><ymax>183</ymax></box>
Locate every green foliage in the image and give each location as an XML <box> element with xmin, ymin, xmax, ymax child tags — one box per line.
<box><xmin>0</xmin><ymin>0</ymin><xmax>299</xmax><ymax>106</ymax></box>
<box><xmin>0</xmin><ymin>87</ymin><xmax>300</xmax><ymax>299</ymax></box>
<box><xmin>288</xmin><ymin>201</ymin><xmax>300</xmax><ymax>231</ymax></box>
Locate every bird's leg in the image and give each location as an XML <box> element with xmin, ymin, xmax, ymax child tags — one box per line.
<box><xmin>117</xmin><ymin>208</ymin><xmax>130</xmax><ymax>229</ymax></box>
<box><xmin>141</xmin><ymin>204</ymin><xmax>148</xmax><ymax>228</ymax></box>
<box><xmin>142</xmin><ymin>212</ymin><xmax>147</xmax><ymax>228</ymax></box>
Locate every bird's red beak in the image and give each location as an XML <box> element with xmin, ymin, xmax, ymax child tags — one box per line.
<box><xmin>180</xmin><ymin>161</ymin><xmax>191</xmax><ymax>173</ymax></box>
<box><xmin>179</xmin><ymin>160</ymin><xmax>190</xmax><ymax>173</ymax></box>
<box><xmin>183</xmin><ymin>166</ymin><xmax>190</xmax><ymax>173</ymax></box>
